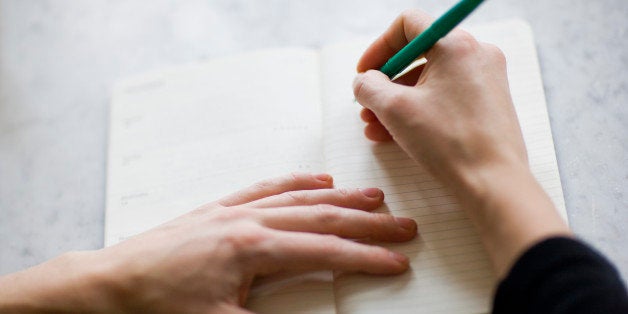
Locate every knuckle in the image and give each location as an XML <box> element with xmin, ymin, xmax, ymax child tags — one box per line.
<box><xmin>288</xmin><ymin>172</ymin><xmax>301</xmax><ymax>183</ymax></box>
<box><xmin>400</xmin><ymin>8</ymin><xmax>418</xmax><ymax>20</ymax></box>
<box><xmin>354</xmin><ymin>70</ymin><xmax>382</xmax><ymax>101</ymax></box>
<box><xmin>284</xmin><ymin>172</ymin><xmax>309</xmax><ymax>187</ymax></box>
<box><xmin>373</xmin><ymin>213</ymin><xmax>397</xmax><ymax>227</ymax></box>
<box><xmin>400</xmin><ymin>8</ymin><xmax>427</xmax><ymax>22</ymax></box>
<box><xmin>223</xmin><ymin>224</ymin><xmax>271</xmax><ymax>254</ymax></box>
<box><xmin>483</xmin><ymin>43</ymin><xmax>507</xmax><ymax>65</ymax></box>
<box><xmin>284</xmin><ymin>190</ymin><xmax>308</xmax><ymax>203</ymax></box>
<box><xmin>252</xmin><ymin>178</ymin><xmax>274</xmax><ymax>191</ymax></box>
<box><xmin>387</xmin><ymin>90</ymin><xmax>409</xmax><ymax>107</ymax></box>
<box><xmin>400</xmin><ymin>9</ymin><xmax>434</xmax><ymax>40</ymax></box>
<box><xmin>353</xmin><ymin>71</ymin><xmax>371</xmax><ymax>100</ymax></box>
<box><xmin>446</xmin><ymin>31</ymin><xmax>480</xmax><ymax>56</ymax></box>
<box><xmin>210</xmin><ymin>207</ymin><xmax>249</xmax><ymax>221</ymax></box>
<box><xmin>190</xmin><ymin>204</ymin><xmax>212</xmax><ymax>216</ymax></box>
<box><xmin>381</xmin><ymin>91</ymin><xmax>417</xmax><ymax>120</ymax></box>
<box><xmin>352</xmin><ymin>77</ymin><xmax>364</xmax><ymax>98</ymax></box>
<box><xmin>374</xmin><ymin>246</ymin><xmax>393</xmax><ymax>260</ymax></box>
<box><xmin>313</xmin><ymin>204</ymin><xmax>342</xmax><ymax>225</ymax></box>
<box><xmin>320</xmin><ymin>233</ymin><xmax>343</xmax><ymax>245</ymax></box>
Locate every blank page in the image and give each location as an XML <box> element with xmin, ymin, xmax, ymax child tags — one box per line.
<box><xmin>106</xmin><ymin>49</ymin><xmax>335</xmax><ymax>313</ymax></box>
<box><xmin>319</xmin><ymin>19</ymin><xmax>567</xmax><ymax>314</ymax></box>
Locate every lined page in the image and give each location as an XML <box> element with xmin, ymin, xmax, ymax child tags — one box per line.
<box><xmin>319</xmin><ymin>20</ymin><xmax>567</xmax><ymax>314</ymax></box>
<box><xmin>106</xmin><ymin>49</ymin><xmax>335</xmax><ymax>313</ymax></box>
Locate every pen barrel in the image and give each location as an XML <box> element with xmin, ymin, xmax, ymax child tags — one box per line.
<box><xmin>380</xmin><ymin>0</ymin><xmax>485</xmax><ymax>79</ymax></box>
<box><xmin>380</xmin><ymin>31</ymin><xmax>439</xmax><ymax>78</ymax></box>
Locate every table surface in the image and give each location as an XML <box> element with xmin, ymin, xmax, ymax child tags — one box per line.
<box><xmin>1</xmin><ymin>0</ymin><xmax>627</xmax><ymax>283</ymax></box>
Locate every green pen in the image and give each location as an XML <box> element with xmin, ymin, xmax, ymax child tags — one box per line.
<box><xmin>380</xmin><ymin>0</ymin><xmax>486</xmax><ymax>79</ymax></box>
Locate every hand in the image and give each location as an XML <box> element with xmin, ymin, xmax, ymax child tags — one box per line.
<box><xmin>0</xmin><ymin>173</ymin><xmax>416</xmax><ymax>313</ymax></box>
<box><xmin>352</xmin><ymin>10</ymin><xmax>570</xmax><ymax>277</ymax></box>
<box><xmin>353</xmin><ymin>9</ymin><xmax>526</xmax><ymax>188</ymax></box>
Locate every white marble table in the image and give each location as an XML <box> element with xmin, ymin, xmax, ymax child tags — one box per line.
<box><xmin>1</xmin><ymin>0</ymin><xmax>626</xmax><ymax>284</ymax></box>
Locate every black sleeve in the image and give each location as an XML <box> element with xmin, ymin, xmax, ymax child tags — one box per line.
<box><xmin>493</xmin><ymin>237</ymin><xmax>628</xmax><ymax>314</ymax></box>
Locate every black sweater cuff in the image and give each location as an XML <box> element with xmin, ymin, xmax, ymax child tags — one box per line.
<box><xmin>493</xmin><ymin>237</ymin><xmax>628</xmax><ymax>314</ymax></box>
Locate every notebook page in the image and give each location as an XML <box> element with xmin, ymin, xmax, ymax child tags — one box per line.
<box><xmin>319</xmin><ymin>19</ymin><xmax>567</xmax><ymax>314</ymax></box>
<box><xmin>106</xmin><ymin>49</ymin><xmax>335</xmax><ymax>313</ymax></box>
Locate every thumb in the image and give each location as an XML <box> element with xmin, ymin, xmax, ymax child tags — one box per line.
<box><xmin>353</xmin><ymin>70</ymin><xmax>408</xmax><ymax>115</ymax></box>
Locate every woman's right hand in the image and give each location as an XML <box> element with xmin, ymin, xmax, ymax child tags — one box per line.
<box><xmin>352</xmin><ymin>9</ymin><xmax>527</xmax><ymax>189</ymax></box>
<box><xmin>352</xmin><ymin>9</ymin><xmax>571</xmax><ymax>277</ymax></box>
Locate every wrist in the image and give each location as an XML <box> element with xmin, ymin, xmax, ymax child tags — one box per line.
<box><xmin>0</xmin><ymin>250</ymin><xmax>120</xmax><ymax>313</ymax></box>
<box><xmin>451</xmin><ymin>155</ymin><xmax>530</xmax><ymax>213</ymax></box>
<box><xmin>450</xmin><ymin>158</ymin><xmax>571</xmax><ymax>277</ymax></box>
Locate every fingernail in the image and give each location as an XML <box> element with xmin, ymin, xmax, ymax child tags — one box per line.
<box><xmin>395</xmin><ymin>217</ymin><xmax>417</xmax><ymax>232</ymax></box>
<box><xmin>389</xmin><ymin>251</ymin><xmax>409</xmax><ymax>265</ymax></box>
<box><xmin>360</xmin><ymin>188</ymin><xmax>382</xmax><ymax>198</ymax></box>
<box><xmin>314</xmin><ymin>173</ymin><xmax>332</xmax><ymax>182</ymax></box>
<box><xmin>353</xmin><ymin>73</ymin><xmax>363</xmax><ymax>82</ymax></box>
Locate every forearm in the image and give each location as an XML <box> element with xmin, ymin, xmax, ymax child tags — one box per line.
<box><xmin>453</xmin><ymin>159</ymin><xmax>572</xmax><ymax>278</ymax></box>
<box><xmin>0</xmin><ymin>251</ymin><xmax>115</xmax><ymax>313</ymax></box>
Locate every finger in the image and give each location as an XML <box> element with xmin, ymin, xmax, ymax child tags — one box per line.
<box><xmin>361</xmin><ymin>109</ymin><xmax>394</xmax><ymax>142</ymax></box>
<box><xmin>259</xmin><ymin>205</ymin><xmax>417</xmax><ymax>242</ymax></box>
<box><xmin>353</xmin><ymin>69</ymin><xmax>411</xmax><ymax>114</ymax></box>
<box><xmin>357</xmin><ymin>9</ymin><xmax>434</xmax><ymax>72</ymax></box>
<box><xmin>364</xmin><ymin>122</ymin><xmax>393</xmax><ymax>142</ymax></box>
<box><xmin>246</xmin><ymin>187</ymin><xmax>384</xmax><ymax>210</ymax></box>
<box><xmin>424</xmin><ymin>28</ymin><xmax>479</xmax><ymax>62</ymax></box>
<box><xmin>256</xmin><ymin>231</ymin><xmax>411</xmax><ymax>276</ymax></box>
<box><xmin>360</xmin><ymin>108</ymin><xmax>379</xmax><ymax>123</ymax></box>
<box><xmin>218</xmin><ymin>173</ymin><xmax>334</xmax><ymax>207</ymax></box>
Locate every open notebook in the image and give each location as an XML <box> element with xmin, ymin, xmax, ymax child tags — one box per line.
<box><xmin>105</xmin><ymin>19</ymin><xmax>567</xmax><ymax>313</ymax></box>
